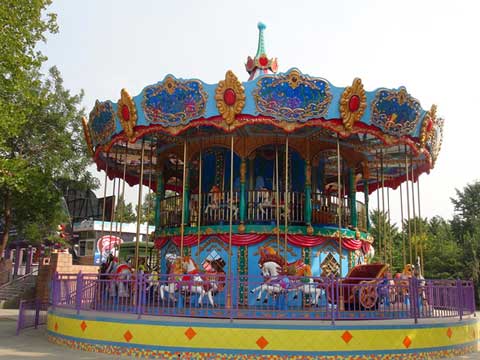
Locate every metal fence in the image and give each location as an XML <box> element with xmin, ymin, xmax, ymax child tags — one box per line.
<box><xmin>16</xmin><ymin>300</ymin><xmax>49</xmax><ymax>335</ymax></box>
<box><xmin>51</xmin><ymin>272</ymin><xmax>476</xmax><ymax>324</ymax></box>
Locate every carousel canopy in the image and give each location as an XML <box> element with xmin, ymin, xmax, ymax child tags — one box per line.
<box><xmin>83</xmin><ymin>23</ymin><xmax>443</xmax><ymax>194</ymax></box>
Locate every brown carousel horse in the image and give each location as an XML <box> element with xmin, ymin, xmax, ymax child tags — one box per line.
<box><xmin>250</xmin><ymin>246</ymin><xmax>324</xmax><ymax>305</ymax></box>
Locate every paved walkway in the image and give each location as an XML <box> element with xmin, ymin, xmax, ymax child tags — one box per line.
<box><xmin>1</xmin><ymin>309</ymin><xmax>478</xmax><ymax>359</ymax></box>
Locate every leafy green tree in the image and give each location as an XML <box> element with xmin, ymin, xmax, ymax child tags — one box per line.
<box><xmin>369</xmin><ymin>209</ymin><xmax>400</xmax><ymax>270</ymax></box>
<box><xmin>139</xmin><ymin>192</ymin><xmax>155</xmax><ymax>225</ymax></box>
<box><xmin>450</xmin><ymin>182</ymin><xmax>480</xmax><ymax>302</ymax></box>
<box><xmin>114</xmin><ymin>196</ymin><xmax>137</xmax><ymax>223</ymax></box>
<box><xmin>0</xmin><ymin>2</ymin><xmax>93</xmax><ymax>255</ymax></box>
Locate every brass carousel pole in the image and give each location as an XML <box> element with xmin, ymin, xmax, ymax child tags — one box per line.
<box><xmin>375</xmin><ymin>151</ymin><xmax>381</xmax><ymax>262</ymax></box>
<box><xmin>180</xmin><ymin>139</ymin><xmax>188</xmax><ymax>259</ymax></box>
<box><xmin>100</xmin><ymin>153</ymin><xmax>109</xmax><ymax>246</ymax></box>
<box><xmin>115</xmin><ymin>148</ymin><xmax>122</xmax><ymax>236</ymax></box>
<box><xmin>119</xmin><ymin>143</ymin><xmax>128</xmax><ymax>239</ymax></box>
<box><xmin>227</xmin><ymin>135</ymin><xmax>234</xmax><ymax>308</ymax></box>
<box><xmin>387</xmin><ymin>187</ymin><xmax>392</xmax><ymax>267</ymax></box>
<box><xmin>337</xmin><ymin>135</ymin><xmax>344</xmax><ymax>311</ymax></box>
<box><xmin>417</xmin><ymin>177</ymin><xmax>424</xmax><ymax>274</ymax></box>
<box><xmin>405</xmin><ymin>146</ymin><xmax>412</xmax><ymax>265</ymax></box>
<box><xmin>399</xmin><ymin>177</ymin><xmax>406</xmax><ymax>268</ymax></box>
<box><xmin>380</xmin><ymin>150</ymin><xmax>386</xmax><ymax>264</ymax></box>
<box><xmin>197</xmin><ymin>146</ymin><xmax>203</xmax><ymax>262</ymax></box>
<box><xmin>134</xmin><ymin>140</ymin><xmax>145</xmax><ymax>272</ymax></box>
<box><xmin>284</xmin><ymin>136</ymin><xmax>289</xmax><ymax>264</ymax></box>
<box><xmin>144</xmin><ymin>143</ymin><xmax>154</xmax><ymax>261</ymax></box>
<box><xmin>410</xmin><ymin>157</ymin><xmax>418</xmax><ymax>263</ymax></box>
<box><xmin>108</xmin><ymin>149</ymin><xmax>118</xmax><ymax>255</ymax></box>
<box><xmin>275</xmin><ymin>143</ymin><xmax>280</xmax><ymax>251</ymax></box>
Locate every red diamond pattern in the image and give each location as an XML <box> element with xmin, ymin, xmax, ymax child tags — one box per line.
<box><xmin>184</xmin><ymin>327</ymin><xmax>196</xmax><ymax>340</ymax></box>
<box><xmin>124</xmin><ymin>330</ymin><xmax>133</xmax><ymax>342</ymax></box>
<box><xmin>54</xmin><ymin>322</ymin><xmax>58</xmax><ymax>331</ymax></box>
<box><xmin>80</xmin><ymin>321</ymin><xmax>87</xmax><ymax>332</ymax></box>
<box><xmin>341</xmin><ymin>331</ymin><xmax>353</xmax><ymax>344</ymax></box>
<box><xmin>403</xmin><ymin>336</ymin><xmax>412</xmax><ymax>348</ymax></box>
<box><xmin>446</xmin><ymin>328</ymin><xmax>453</xmax><ymax>339</ymax></box>
<box><xmin>256</xmin><ymin>336</ymin><xmax>269</xmax><ymax>349</ymax></box>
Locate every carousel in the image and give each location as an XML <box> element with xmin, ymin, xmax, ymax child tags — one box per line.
<box><xmin>46</xmin><ymin>24</ymin><xmax>479</xmax><ymax>359</ymax></box>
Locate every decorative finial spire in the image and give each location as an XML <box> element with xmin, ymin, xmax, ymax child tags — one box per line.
<box><xmin>255</xmin><ymin>22</ymin><xmax>267</xmax><ymax>58</ymax></box>
<box><xmin>245</xmin><ymin>22</ymin><xmax>278</xmax><ymax>80</ymax></box>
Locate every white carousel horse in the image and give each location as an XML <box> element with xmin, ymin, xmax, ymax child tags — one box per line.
<box><xmin>250</xmin><ymin>247</ymin><xmax>324</xmax><ymax>306</ymax></box>
<box><xmin>159</xmin><ymin>255</ymin><xmax>222</xmax><ymax>307</ymax></box>
<box><xmin>105</xmin><ymin>255</ymin><xmax>133</xmax><ymax>298</ymax></box>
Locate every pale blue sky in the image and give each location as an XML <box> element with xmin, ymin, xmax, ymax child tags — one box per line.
<box><xmin>41</xmin><ymin>0</ymin><xmax>480</xmax><ymax>225</ymax></box>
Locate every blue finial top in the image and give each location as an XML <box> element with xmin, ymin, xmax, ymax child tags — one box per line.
<box><xmin>255</xmin><ymin>22</ymin><xmax>267</xmax><ymax>58</ymax></box>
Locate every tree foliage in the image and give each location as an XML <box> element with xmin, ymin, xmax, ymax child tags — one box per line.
<box><xmin>0</xmin><ymin>1</ymin><xmax>94</xmax><ymax>255</ymax></box>
<box><xmin>114</xmin><ymin>196</ymin><xmax>137</xmax><ymax>224</ymax></box>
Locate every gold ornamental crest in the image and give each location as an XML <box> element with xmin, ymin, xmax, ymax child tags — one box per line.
<box><xmin>117</xmin><ymin>88</ymin><xmax>138</xmax><ymax>141</ymax></box>
<box><xmin>215</xmin><ymin>70</ymin><xmax>246</xmax><ymax>127</ymax></box>
<box><xmin>420</xmin><ymin>104</ymin><xmax>437</xmax><ymax>148</ymax></box>
<box><xmin>340</xmin><ymin>78</ymin><xmax>367</xmax><ymax>132</ymax></box>
<box><xmin>82</xmin><ymin>116</ymin><xmax>94</xmax><ymax>156</ymax></box>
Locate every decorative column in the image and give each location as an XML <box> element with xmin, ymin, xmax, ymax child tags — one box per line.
<box><xmin>248</xmin><ymin>156</ymin><xmax>255</xmax><ymax>191</ymax></box>
<box><xmin>348</xmin><ymin>168</ymin><xmax>357</xmax><ymax>228</ymax></box>
<box><xmin>154</xmin><ymin>167</ymin><xmax>165</xmax><ymax>235</ymax></box>
<box><xmin>239</xmin><ymin>157</ymin><xmax>247</xmax><ymax>228</ymax></box>
<box><xmin>364</xmin><ymin>179</ymin><xmax>370</xmax><ymax>231</ymax></box>
<box><xmin>304</xmin><ymin>159</ymin><xmax>312</xmax><ymax>225</ymax></box>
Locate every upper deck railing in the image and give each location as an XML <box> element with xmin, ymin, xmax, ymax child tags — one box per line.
<box><xmin>160</xmin><ymin>191</ymin><xmax>367</xmax><ymax>231</ymax></box>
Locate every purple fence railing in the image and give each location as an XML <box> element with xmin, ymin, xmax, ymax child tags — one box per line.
<box><xmin>51</xmin><ymin>272</ymin><xmax>476</xmax><ymax>323</ymax></box>
<box><xmin>16</xmin><ymin>300</ymin><xmax>49</xmax><ymax>335</ymax></box>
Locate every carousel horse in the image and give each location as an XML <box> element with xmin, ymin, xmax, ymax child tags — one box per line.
<box><xmin>104</xmin><ymin>254</ymin><xmax>133</xmax><ymax>298</ymax></box>
<box><xmin>250</xmin><ymin>247</ymin><xmax>324</xmax><ymax>305</ymax></box>
<box><xmin>159</xmin><ymin>255</ymin><xmax>222</xmax><ymax>307</ymax></box>
<box><xmin>204</xmin><ymin>185</ymin><xmax>238</xmax><ymax>218</ymax></box>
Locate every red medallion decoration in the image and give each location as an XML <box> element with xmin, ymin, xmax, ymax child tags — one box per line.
<box><xmin>215</xmin><ymin>70</ymin><xmax>246</xmax><ymax>127</ymax></box>
<box><xmin>117</xmin><ymin>88</ymin><xmax>138</xmax><ymax>141</ymax></box>
<box><xmin>340</xmin><ymin>78</ymin><xmax>367</xmax><ymax>132</ymax></box>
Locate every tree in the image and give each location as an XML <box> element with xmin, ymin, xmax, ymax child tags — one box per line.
<box><xmin>369</xmin><ymin>209</ymin><xmax>400</xmax><ymax>271</ymax></box>
<box><xmin>0</xmin><ymin>2</ymin><xmax>94</xmax><ymax>255</ymax></box>
<box><xmin>139</xmin><ymin>192</ymin><xmax>156</xmax><ymax>225</ymax></box>
<box><xmin>114</xmin><ymin>197</ymin><xmax>137</xmax><ymax>223</ymax></box>
<box><xmin>450</xmin><ymin>182</ymin><xmax>480</xmax><ymax>302</ymax></box>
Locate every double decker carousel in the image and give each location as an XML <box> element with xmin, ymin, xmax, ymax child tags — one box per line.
<box><xmin>47</xmin><ymin>24</ymin><xmax>479</xmax><ymax>359</ymax></box>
